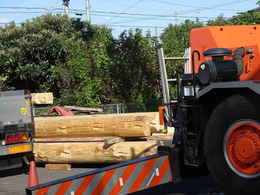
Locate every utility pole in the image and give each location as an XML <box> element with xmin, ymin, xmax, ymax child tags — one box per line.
<box><xmin>85</xmin><ymin>0</ymin><xmax>91</xmax><ymax>23</ymax></box>
<box><xmin>63</xmin><ymin>0</ymin><xmax>70</xmax><ymax>15</ymax></box>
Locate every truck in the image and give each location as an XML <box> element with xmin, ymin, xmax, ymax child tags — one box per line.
<box><xmin>0</xmin><ymin>90</ymin><xmax>33</xmax><ymax>172</ymax></box>
<box><xmin>26</xmin><ymin>24</ymin><xmax>260</xmax><ymax>195</ymax></box>
<box><xmin>166</xmin><ymin>24</ymin><xmax>260</xmax><ymax>195</ymax></box>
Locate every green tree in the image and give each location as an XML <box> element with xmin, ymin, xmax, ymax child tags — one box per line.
<box><xmin>109</xmin><ymin>29</ymin><xmax>161</xmax><ymax>111</ymax></box>
<box><xmin>0</xmin><ymin>14</ymin><xmax>113</xmax><ymax>107</ymax></box>
<box><xmin>207</xmin><ymin>15</ymin><xmax>233</xmax><ymax>26</ymax></box>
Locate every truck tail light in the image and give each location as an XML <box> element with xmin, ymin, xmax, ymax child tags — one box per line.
<box><xmin>5</xmin><ymin>133</ymin><xmax>29</xmax><ymax>144</ymax></box>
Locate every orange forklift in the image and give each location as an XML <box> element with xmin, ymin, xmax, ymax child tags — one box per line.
<box><xmin>26</xmin><ymin>25</ymin><xmax>260</xmax><ymax>195</ymax></box>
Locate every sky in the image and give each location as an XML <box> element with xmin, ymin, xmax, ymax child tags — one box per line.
<box><xmin>0</xmin><ymin>0</ymin><xmax>258</xmax><ymax>36</ymax></box>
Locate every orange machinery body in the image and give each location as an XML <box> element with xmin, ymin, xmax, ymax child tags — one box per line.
<box><xmin>190</xmin><ymin>25</ymin><xmax>260</xmax><ymax>81</ymax></box>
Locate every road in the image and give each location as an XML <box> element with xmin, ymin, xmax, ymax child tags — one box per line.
<box><xmin>0</xmin><ymin>167</ymin><xmax>94</xmax><ymax>195</ymax></box>
<box><xmin>0</xmin><ymin>167</ymin><xmax>223</xmax><ymax>195</ymax></box>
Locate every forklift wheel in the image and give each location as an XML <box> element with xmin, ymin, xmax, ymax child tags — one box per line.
<box><xmin>204</xmin><ymin>93</ymin><xmax>260</xmax><ymax>195</ymax></box>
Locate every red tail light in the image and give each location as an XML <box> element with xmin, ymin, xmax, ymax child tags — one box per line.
<box><xmin>5</xmin><ymin>133</ymin><xmax>29</xmax><ymax>144</ymax></box>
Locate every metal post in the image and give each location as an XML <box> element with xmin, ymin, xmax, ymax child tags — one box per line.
<box><xmin>116</xmin><ymin>104</ymin><xmax>119</xmax><ymax>114</ymax></box>
<box><xmin>85</xmin><ymin>0</ymin><xmax>91</xmax><ymax>23</ymax></box>
<box><xmin>157</xmin><ymin>39</ymin><xmax>170</xmax><ymax>106</ymax></box>
<box><xmin>63</xmin><ymin>0</ymin><xmax>70</xmax><ymax>15</ymax></box>
<box><xmin>156</xmin><ymin>37</ymin><xmax>173</xmax><ymax>123</ymax></box>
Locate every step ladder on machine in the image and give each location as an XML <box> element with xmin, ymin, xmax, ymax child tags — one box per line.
<box><xmin>156</xmin><ymin>38</ymin><xmax>190</xmax><ymax>126</ymax></box>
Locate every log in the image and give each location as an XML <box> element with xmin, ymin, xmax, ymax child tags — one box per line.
<box><xmin>34</xmin><ymin>141</ymin><xmax>160</xmax><ymax>164</ymax></box>
<box><xmin>33</xmin><ymin>137</ymin><xmax>120</xmax><ymax>143</ymax></box>
<box><xmin>31</xmin><ymin>93</ymin><xmax>53</xmax><ymax>105</ymax></box>
<box><xmin>45</xmin><ymin>164</ymin><xmax>71</xmax><ymax>171</ymax></box>
<box><xmin>34</xmin><ymin>112</ymin><xmax>160</xmax><ymax>138</ymax></box>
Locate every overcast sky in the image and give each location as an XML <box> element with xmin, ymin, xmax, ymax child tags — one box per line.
<box><xmin>0</xmin><ymin>0</ymin><xmax>258</xmax><ymax>35</ymax></box>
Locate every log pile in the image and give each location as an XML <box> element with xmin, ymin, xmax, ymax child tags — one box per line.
<box><xmin>33</xmin><ymin>112</ymin><xmax>169</xmax><ymax>165</ymax></box>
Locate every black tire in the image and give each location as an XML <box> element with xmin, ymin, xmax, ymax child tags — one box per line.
<box><xmin>204</xmin><ymin>93</ymin><xmax>260</xmax><ymax>195</ymax></box>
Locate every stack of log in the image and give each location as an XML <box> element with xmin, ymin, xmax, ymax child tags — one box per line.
<box><xmin>31</xmin><ymin>93</ymin><xmax>171</xmax><ymax>166</ymax></box>
<box><xmin>33</xmin><ymin>112</ymin><xmax>163</xmax><ymax>164</ymax></box>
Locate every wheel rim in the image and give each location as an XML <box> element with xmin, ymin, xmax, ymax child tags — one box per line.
<box><xmin>224</xmin><ymin>120</ymin><xmax>260</xmax><ymax>178</ymax></box>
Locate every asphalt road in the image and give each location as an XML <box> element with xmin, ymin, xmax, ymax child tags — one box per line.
<box><xmin>0</xmin><ymin>167</ymin><xmax>223</xmax><ymax>195</ymax></box>
<box><xmin>0</xmin><ymin>167</ymin><xmax>94</xmax><ymax>195</ymax></box>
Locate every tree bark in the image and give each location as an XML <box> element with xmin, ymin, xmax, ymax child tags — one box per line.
<box><xmin>34</xmin><ymin>112</ymin><xmax>160</xmax><ymax>138</ymax></box>
<box><xmin>34</xmin><ymin>141</ymin><xmax>160</xmax><ymax>164</ymax></box>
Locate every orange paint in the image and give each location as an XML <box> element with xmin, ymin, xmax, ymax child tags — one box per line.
<box><xmin>226</xmin><ymin>121</ymin><xmax>260</xmax><ymax>176</ymax></box>
<box><xmin>91</xmin><ymin>169</ymin><xmax>117</xmax><ymax>195</ymax></box>
<box><xmin>189</xmin><ymin>25</ymin><xmax>260</xmax><ymax>81</ymax></box>
<box><xmin>149</xmin><ymin>159</ymin><xmax>172</xmax><ymax>187</ymax></box>
<box><xmin>36</xmin><ymin>186</ymin><xmax>50</xmax><ymax>195</ymax></box>
<box><xmin>75</xmin><ymin>175</ymin><xmax>95</xmax><ymax>195</ymax></box>
<box><xmin>108</xmin><ymin>163</ymin><xmax>138</xmax><ymax>195</ymax></box>
<box><xmin>127</xmin><ymin>158</ymin><xmax>157</xmax><ymax>194</ymax></box>
<box><xmin>55</xmin><ymin>180</ymin><xmax>73</xmax><ymax>195</ymax></box>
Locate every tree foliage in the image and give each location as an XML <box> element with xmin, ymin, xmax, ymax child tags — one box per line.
<box><xmin>0</xmin><ymin>9</ymin><xmax>259</xmax><ymax>110</ymax></box>
<box><xmin>0</xmin><ymin>15</ymin><xmax>114</xmax><ymax>107</ymax></box>
<box><xmin>108</xmin><ymin>29</ymin><xmax>160</xmax><ymax>110</ymax></box>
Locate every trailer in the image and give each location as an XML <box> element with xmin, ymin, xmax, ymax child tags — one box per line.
<box><xmin>26</xmin><ymin>24</ymin><xmax>260</xmax><ymax>195</ymax></box>
<box><xmin>0</xmin><ymin>90</ymin><xmax>33</xmax><ymax>171</ymax></box>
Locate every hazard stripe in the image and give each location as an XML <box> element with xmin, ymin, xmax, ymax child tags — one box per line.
<box><xmin>127</xmin><ymin>158</ymin><xmax>157</xmax><ymax>194</ymax></box>
<box><xmin>74</xmin><ymin>175</ymin><xmax>95</xmax><ymax>195</ymax></box>
<box><xmin>55</xmin><ymin>180</ymin><xmax>73</xmax><ymax>195</ymax></box>
<box><xmin>35</xmin><ymin>186</ymin><xmax>50</xmax><ymax>195</ymax></box>
<box><xmin>83</xmin><ymin>172</ymin><xmax>105</xmax><ymax>194</ymax></box>
<box><xmin>109</xmin><ymin>163</ymin><xmax>138</xmax><ymax>195</ymax></box>
<box><xmin>118</xmin><ymin>161</ymin><xmax>147</xmax><ymax>195</ymax></box>
<box><xmin>101</xmin><ymin>165</ymin><xmax>126</xmax><ymax>195</ymax></box>
<box><xmin>149</xmin><ymin>158</ymin><xmax>171</xmax><ymax>187</ymax></box>
<box><xmin>139</xmin><ymin>157</ymin><xmax>165</xmax><ymax>190</ymax></box>
<box><xmin>91</xmin><ymin>169</ymin><xmax>117</xmax><ymax>195</ymax></box>
<box><xmin>29</xmin><ymin>155</ymin><xmax>174</xmax><ymax>195</ymax></box>
<box><xmin>161</xmin><ymin>168</ymin><xmax>173</xmax><ymax>184</ymax></box>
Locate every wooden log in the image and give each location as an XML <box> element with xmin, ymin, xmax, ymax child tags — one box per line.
<box><xmin>45</xmin><ymin>164</ymin><xmax>71</xmax><ymax>171</ymax></box>
<box><xmin>34</xmin><ymin>112</ymin><xmax>160</xmax><ymax>138</ymax></box>
<box><xmin>34</xmin><ymin>137</ymin><xmax>120</xmax><ymax>143</ymax></box>
<box><xmin>31</xmin><ymin>93</ymin><xmax>53</xmax><ymax>105</ymax></box>
<box><xmin>34</xmin><ymin>141</ymin><xmax>160</xmax><ymax>164</ymax></box>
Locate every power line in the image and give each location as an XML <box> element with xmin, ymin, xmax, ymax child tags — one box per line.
<box><xmin>108</xmin><ymin>24</ymin><xmax>165</xmax><ymax>28</ymax></box>
<box><xmin>0</xmin><ymin>11</ymin><xmax>54</xmax><ymax>14</ymax></box>
<box><xmin>121</xmin><ymin>0</ymin><xmax>145</xmax><ymax>12</ymax></box>
<box><xmin>0</xmin><ymin>5</ymin><xmax>247</xmax><ymax>27</ymax></box>
<box><xmin>178</xmin><ymin>0</ymin><xmax>252</xmax><ymax>15</ymax></box>
<box><xmin>0</xmin><ymin>5</ymin><xmax>248</xmax><ymax>18</ymax></box>
<box><xmin>149</xmin><ymin>0</ymin><xmax>244</xmax><ymax>11</ymax></box>
<box><xmin>0</xmin><ymin>6</ymin><xmax>49</xmax><ymax>10</ymax></box>
<box><xmin>0</xmin><ymin>7</ymin><xmax>228</xmax><ymax>20</ymax></box>
<box><xmin>91</xmin><ymin>10</ymin><xmax>213</xmax><ymax>18</ymax></box>
<box><xmin>100</xmin><ymin>0</ymin><xmax>145</xmax><ymax>25</ymax></box>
